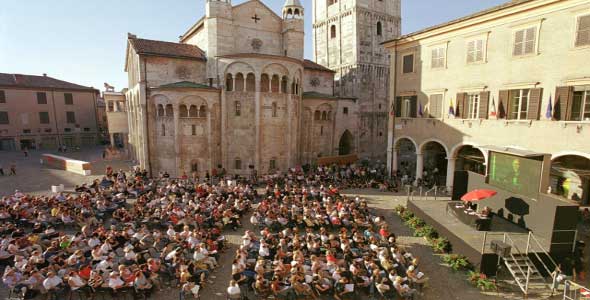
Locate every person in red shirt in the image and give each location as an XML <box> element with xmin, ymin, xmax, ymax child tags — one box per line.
<box><xmin>379</xmin><ymin>225</ymin><xmax>390</xmax><ymax>239</ymax></box>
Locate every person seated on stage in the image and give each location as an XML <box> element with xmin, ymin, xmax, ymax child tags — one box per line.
<box><xmin>463</xmin><ymin>201</ymin><xmax>477</xmax><ymax>211</ymax></box>
<box><xmin>480</xmin><ymin>206</ymin><xmax>492</xmax><ymax>218</ymax></box>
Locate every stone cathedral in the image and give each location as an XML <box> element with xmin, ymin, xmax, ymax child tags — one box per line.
<box><xmin>124</xmin><ymin>0</ymin><xmax>401</xmax><ymax>177</ymax></box>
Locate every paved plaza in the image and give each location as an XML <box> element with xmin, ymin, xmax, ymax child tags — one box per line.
<box><xmin>0</xmin><ymin>148</ymin><xmax>574</xmax><ymax>300</ymax></box>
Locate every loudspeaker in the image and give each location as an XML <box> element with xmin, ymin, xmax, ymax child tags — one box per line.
<box><xmin>452</xmin><ymin>171</ymin><xmax>469</xmax><ymax>200</ymax></box>
<box><xmin>490</xmin><ymin>240</ymin><xmax>511</xmax><ymax>258</ymax></box>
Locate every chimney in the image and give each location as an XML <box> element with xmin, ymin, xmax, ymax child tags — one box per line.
<box><xmin>43</xmin><ymin>73</ymin><xmax>47</xmax><ymax>77</ymax></box>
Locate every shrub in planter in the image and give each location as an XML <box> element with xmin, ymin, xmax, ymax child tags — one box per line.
<box><xmin>414</xmin><ymin>225</ymin><xmax>438</xmax><ymax>240</ymax></box>
<box><xmin>468</xmin><ymin>271</ymin><xmax>497</xmax><ymax>291</ymax></box>
<box><xmin>400</xmin><ymin>210</ymin><xmax>414</xmax><ymax>222</ymax></box>
<box><xmin>431</xmin><ymin>237</ymin><xmax>452</xmax><ymax>253</ymax></box>
<box><xmin>394</xmin><ymin>205</ymin><xmax>406</xmax><ymax>215</ymax></box>
<box><xmin>442</xmin><ymin>254</ymin><xmax>473</xmax><ymax>271</ymax></box>
<box><xmin>405</xmin><ymin>216</ymin><xmax>426</xmax><ymax>230</ymax></box>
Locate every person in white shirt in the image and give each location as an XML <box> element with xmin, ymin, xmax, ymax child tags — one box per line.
<box><xmin>67</xmin><ymin>271</ymin><xmax>86</xmax><ymax>290</ymax></box>
<box><xmin>107</xmin><ymin>272</ymin><xmax>125</xmax><ymax>290</ymax></box>
<box><xmin>227</xmin><ymin>280</ymin><xmax>241</xmax><ymax>297</ymax></box>
<box><xmin>42</xmin><ymin>272</ymin><xmax>63</xmax><ymax>292</ymax></box>
<box><xmin>96</xmin><ymin>257</ymin><xmax>114</xmax><ymax>273</ymax></box>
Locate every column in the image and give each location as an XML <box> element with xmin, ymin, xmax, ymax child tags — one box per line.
<box><xmin>255</xmin><ymin>77</ymin><xmax>261</xmax><ymax>171</ymax></box>
<box><xmin>110</xmin><ymin>134</ymin><xmax>115</xmax><ymax>147</ymax></box>
<box><xmin>446</xmin><ymin>158</ymin><xmax>456</xmax><ymax>189</ymax></box>
<box><xmin>286</xmin><ymin>92</ymin><xmax>292</xmax><ymax>168</ymax></box>
<box><xmin>173</xmin><ymin>105</ymin><xmax>180</xmax><ymax>177</ymax></box>
<box><xmin>207</xmin><ymin>104</ymin><xmax>213</xmax><ymax>177</ymax></box>
<box><xmin>392</xmin><ymin>148</ymin><xmax>398</xmax><ymax>173</ymax></box>
<box><xmin>415</xmin><ymin>152</ymin><xmax>424</xmax><ymax>179</ymax></box>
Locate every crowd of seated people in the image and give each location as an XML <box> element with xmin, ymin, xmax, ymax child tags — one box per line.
<box><xmin>229</xmin><ymin>183</ymin><xmax>428</xmax><ymax>300</ymax></box>
<box><xmin>1</xmin><ymin>167</ymin><xmax>252</xmax><ymax>300</ymax></box>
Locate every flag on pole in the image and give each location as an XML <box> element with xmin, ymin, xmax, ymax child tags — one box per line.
<box><xmin>418</xmin><ymin>102</ymin><xmax>423</xmax><ymax>117</ymax></box>
<box><xmin>490</xmin><ymin>96</ymin><xmax>497</xmax><ymax>118</ymax></box>
<box><xmin>449</xmin><ymin>99</ymin><xmax>455</xmax><ymax>117</ymax></box>
<box><xmin>545</xmin><ymin>94</ymin><xmax>553</xmax><ymax>119</ymax></box>
<box><xmin>390</xmin><ymin>101</ymin><xmax>395</xmax><ymax>116</ymax></box>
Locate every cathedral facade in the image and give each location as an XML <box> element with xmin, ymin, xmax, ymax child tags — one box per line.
<box><xmin>124</xmin><ymin>0</ymin><xmax>400</xmax><ymax>177</ymax></box>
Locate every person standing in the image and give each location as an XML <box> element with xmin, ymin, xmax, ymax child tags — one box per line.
<box><xmin>0</xmin><ymin>163</ymin><xmax>4</xmax><ymax>176</ymax></box>
<box><xmin>9</xmin><ymin>163</ymin><xmax>16</xmax><ymax>176</ymax></box>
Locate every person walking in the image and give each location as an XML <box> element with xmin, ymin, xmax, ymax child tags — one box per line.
<box><xmin>0</xmin><ymin>163</ymin><xmax>4</xmax><ymax>176</ymax></box>
<box><xmin>9</xmin><ymin>163</ymin><xmax>16</xmax><ymax>176</ymax></box>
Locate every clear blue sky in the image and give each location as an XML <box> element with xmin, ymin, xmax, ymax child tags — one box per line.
<box><xmin>0</xmin><ymin>0</ymin><xmax>506</xmax><ymax>91</ymax></box>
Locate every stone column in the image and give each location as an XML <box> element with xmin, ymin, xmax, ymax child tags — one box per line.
<box><xmin>173</xmin><ymin>105</ymin><xmax>180</xmax><ymax>177</ymax></box>
<box><xmin>207</xmin><ymin>104</ymin><xmax>213</xmax><ymax>177</ymax></box>
<box><xmin>220</xmin><ymin>91</ymin><xmax>227</xmax><ymax>172</ymax></box>
<box><xmin>415</xmin><ymin>152</ymin><xmax>424</xmax><ymax>179</ymax></box>
<box><xmin>110</xmin><ymin>133</ymin><xmax>115</xmax><ymax>147</ymax></box>
<box><xmin>255</xmin><ymin>76</ymin><xmax>261</xmax><ymax>172</ymax></box>
<box><xmin>392</xmin><ymin>147</ymin><xmax>398</xmax><ymax>173</ymax></box>
<box><xmin>446</xmin><ymin>158</ymin><xmax>456</xmax><ymax>190</ymax></box>
<box><xmin>287</xmin><ymin>92</ymin><xmax>292</xmax><ymax>168</ymax></box>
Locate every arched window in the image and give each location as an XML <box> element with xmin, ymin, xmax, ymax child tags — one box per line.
<box><xmin>161</xmin><ymin>124</ymin><xmax>165</xmax><ymax>136</ymax></box>
<box><xmin>199</xmin><ymin>105</ymin><xmax>207</xmax><ymax>118</ymax></box>
<box><xmin>321</xmin><ymin>111</ymin><xmax>327</xmax><ymax>120</ymax></box>
<box><xmin>295</xmin><ymin>80</ymin><xmax>299</xmax><ymax>95</ymax></box>
<box><xmin>287</xmin><ymin>8</ymin><xmax>293</xmax><ymax>16</ymax></box>
<box><xmin>271</xmin><ymin>75</ymin><xmax>280</xmax><ymax>93</ymax></box>
<box><xmin>327</xmin><ymin>111</ymin><xmax>332</xmax><ymax>120</ymax></box>
<box><xmin>157</xmin><ymin>104</ymin><xmax>164</xmax><ymax>117</ymax></box>
<box><xmin>189</xmin><ymin>105</ymin><xmax>198</xmax><ymax>117</ymax></box>
<box><xmin>291</xmin><ymin>82</ymin><xmax>296</xmax><ymax>95</ymax></box>
<box><xmin>314</xmin><ymin>110</ymin><xmax>321</xmax><ymax>120</ymax></box>
<box><xmin>165</xmin><ymin>104</ymin><xmax>174</xmax><ymax>117</ymax></box>
<box><xmin>272</xmin><ymin>102</ymin><xmax>278</xmax><ymax>117</ymax></box>
<box><xmin>246</xmin><ymin>73</ymin><xmax>256</xmax><ymax>92</ymax></box>
<box><xmin>179</xmin><ymin>105</ymin><xmax>188</xmax><ymax>118</ymax></box>
<box><xmin>377</xmin><ymin>22</ymin><xmax>383</xmax><ymax>36</ymax></box>
<box><xmin>330</xmin><ymin>25</ymin><xmax>336</xmax><ymax>39</ymax></box>
<box><xmin>225</xmin><ymin>74</ymin><xmax>233</xmax><ymax>91</ymax></box>
<box><xmin>235</xmin><ymin>73</ymin><xmax>244</xmax><ymax>92</ymax></box>
<box><xmin>260</xmin><ymin>74</ymin><xmax>270</xmax><ymax>92</ymax></box>
<box><xmin>281</xmin><ymin>76</ymin><xmax>288</xmax><ymax>94</ymax></box>
<box><xmin>294</xmin><ymin>9</ymin><xmax>300</xmax><ymax>17</ymax></box>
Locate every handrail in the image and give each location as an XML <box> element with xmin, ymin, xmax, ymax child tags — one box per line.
<box><xmin>563</xmin><ymin>280</ymin><xmax>590</xmax><ymax>300</ymax></box>
<box><xmin>504</xmin><ymin>233</ymin><xmax>534</xmax><ymax>295</ymax></box>
<box><xmin>424</xmin><ymin>186</ymin><xmax>438</xmax><ymax>201</ymax></box>
<box><xmin>527</xmin><ymin>232</ymin><xmax>559</xmax><ymax>278</ymax></box>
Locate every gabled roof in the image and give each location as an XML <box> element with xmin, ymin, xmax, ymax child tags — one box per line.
<box><xmin>156</xmin><ymin>81</ymin><xmax>219</xmax><ymax>91</ymax></box>
<box><xmin>0</xmin><ymin>73</ymin><xmax>96</xmax><ymax>92</ymax></box>
<box><xmin>303</xmin><ymin>60</ymin><xmax>335</xmax><ymax>73</ymax></box>
<box><xmin>233</xmin><ymin>0</ymin><xmax>283</xmax><ymax>23</ymax></box>
<box><xmin>128</xmin><ymin>38</ymin><xmax>206</xmax><ymax>61</ymax></box>
<box><xmin>179</xmin><ymin>16</ymin><xmax>205</xmax><ymax>43</ymax></box>
<box><xmin>383</xmin><ymin>0</ymin><xmax>536</xmax><ymax>44</ymax></box>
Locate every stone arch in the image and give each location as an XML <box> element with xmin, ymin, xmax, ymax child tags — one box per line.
<box><xmin>179</xmin><ymin>104</ymin><xmax>188</xmax><ymax>118</ymax></box>
<box><xmin>314</xmin><ymin>110</ymin><xmax>321</xmax><ymax>120</ymax></box>
<box><xmin>224</xmin><ymin>61</ymin><xmax>255</xmax><ymax>76</ymax></box>
<box><xmin>199</xmin><ymin>105</ymin><xmax>207</xmax><ymax>118</ymax></box>
<box><xmin>235</xmin><ymin>73</ymin><xmax>245</xmax><ymax>92</ymax></box>
<box><xmin>260</xmin><ymin>74</ymin><xmax>270</xmax><ymax>93</ymax></box>
<box><xmin>419</xmin><ymin>138</ymin><xmax>449</xmax><ymax>156</ymax></box>
<box><xmin>271</xmin><ymin>75</ymin><xmax>280</xmax><ymax>93</ymax></box>
<box><xmin>246</xmin><ymin>73</ymin><xmax>256</xmax><ymax>92</ymax></box>
<box><xmin>338</xmin><ymin>130</ymin><xmax>354</xmax><ymax>155</ymax></box>
<box><xmin>189</xmin><ymin>105</ymin><xmax>198</xmax><ymax>117</ymax></box>
<box><xmin>281</xmin><ymin>76</ymin><xmax>288</xmax><ymax>94</ymax></box>
<box><xmin>165</xmin><ymin>104</ymin><xmax>174</xmax><ymax>117</ymax></box>
<box><xmin>394</xmin><ymin>136</ymin><xmax>418</xmax><ymax>152</ymax></box>
<box><xmin>294</xmin><ymin>8</ymin><xmax>300</xmax><ymax>17</ymax></box>
<box><xmin>321</xmin><ymin>111</ymin><xmax>327</xmax><ymax>120</ymax></box>
<box><xmin>552</xmin><ymin>151</ymin><xmax>590</xmax><ymax>161</ymax></box>
<box><xmin>550</xmin><ymin>153</ymin><xmax>590</xmax><ymax>204</ymax></box>
<box><xmin>454</xmin><ymin>144</ymin><xmax>486</xmax><ymax>175</ymax></box>
<box><xmin>225</xmin><ymin>74</ymin><xmax>233</xmax><ymax>92</ymax></box>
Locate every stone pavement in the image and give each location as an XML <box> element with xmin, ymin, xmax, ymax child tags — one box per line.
<box><xmin>0</xmin><ymin>150</ymin><xmax>572</xmax><ymax>299</ymax></box>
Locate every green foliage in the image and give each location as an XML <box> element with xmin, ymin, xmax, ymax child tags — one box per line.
<box><xmin>442</xmin><ymin>254</ymin><xmax>473</xmax><ymax>271</ymax></box>
<box><xmin>400</xmin><ymin>210</ymin><xmax>414</xmax><ymax>222</ymax></box>
<box><xmin>394</xmin><ymin>205</ymin><xmax>406</xmax><ymax>215</ymax></box>
<box><xmin>405</xmin><ymin>216</ymin><xmax>426</xmax><ymax>230</ymax></box>
<box><xmin>414</xmin><ymin>225</ymin><xmax>439</xmax><ymax>240</ymax></box>
<box><xmin>431</xmin><ymin>237</ymin><xmax>452</xmax><ymax>253</ymax></box>
<box><xmin>468</xmin><ymin>271</ymin><xmax>497</xmax><ymax>291</ymax></box>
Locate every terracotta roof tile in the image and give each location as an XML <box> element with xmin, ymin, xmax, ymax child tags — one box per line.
<box><xmin>303</xmin><ymin>59</ymin><xmax>335</xmax><ymax>73</ymax></box>
<box><xmin>0</xmin><ymin>73</ymin><xmax>96</xmax><ymax>91</ymax></box>
<box><xmin>129</xmin><ymin>38</ymin><xmax>206</xmax><ymax>61</ymax></box>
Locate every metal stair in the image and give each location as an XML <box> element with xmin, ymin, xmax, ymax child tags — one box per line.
<box><xmin>503</xmin><ymin>253</ymin><xmax>548</xmax><ymax>293</ymax></box>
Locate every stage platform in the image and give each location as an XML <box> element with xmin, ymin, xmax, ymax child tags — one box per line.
<box><xmin>407</xmin><ymin>200</ymin><xmax>551</xmax><ymax>275</ymax></box>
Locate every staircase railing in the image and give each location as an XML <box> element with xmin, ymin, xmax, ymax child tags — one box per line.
<box><xmin>503</xmin><ymin>233</ymin><xmax>535</xmax><ymax>295</ymax></box>
<box><xmin>563</xmin><ymin>280</ymin><xmax>590</xmax><ymax>300</ymax></box>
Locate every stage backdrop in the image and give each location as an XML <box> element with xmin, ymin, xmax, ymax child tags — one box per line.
<box><xmin>453</xmin><ymin>171</ymin><xmax>578</xmax><ymax>254</ymax></box>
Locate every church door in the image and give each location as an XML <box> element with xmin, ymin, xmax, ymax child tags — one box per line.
<box><xmin>338</xmin><ymin>130</ymin><xmax>354</xmax><ymax>156</ymax></box>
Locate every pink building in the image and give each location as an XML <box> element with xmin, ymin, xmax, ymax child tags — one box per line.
<box><xmin>0</xmin><ymin>73</ymin><xmax>99</xmax><ymax>150</ymax></box>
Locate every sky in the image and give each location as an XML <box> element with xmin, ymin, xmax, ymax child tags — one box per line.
<box><xmin>0</xmin><ymin>0</ymin><xmax>507</xmax><ymax>92</ymax></box>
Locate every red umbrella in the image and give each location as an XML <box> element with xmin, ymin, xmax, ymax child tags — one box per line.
<box><xmin>461</xmin><ymin>189</ymin><xmax>497</xmax><ymax>202</ymax></box>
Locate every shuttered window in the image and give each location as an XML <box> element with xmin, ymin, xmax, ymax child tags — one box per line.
<box><xmin>508</xmin><ymin>89</ymin><xmax>530</xmax><ymax>120</ymax></box>
<box><xmin>37</xmin><ymin>92</ymin><xmax>47</xmax><ymax>104</ymax></box>
<box><xmin>431</xmin><ymin>47</ymin><xmax>445</xmax><ymax>68</ymax></box>
<box><xmin>39</xmin><ymin>112</ymin><xmax>50</xmax><ymax>124</ymax></box>
<box><xmin>64</xmin><ymin>93</ymin><xmax>73</xmax><ymax>105</ymax></box>
<box><xmin>513</xmin><ymin>27</ymin><xmax>537</xmax><ymax>56</ymax></box>
<box><xmin>428</xmin><ymin>94</ymin><xmax>443</xmax><ymax>118</ymax></box>
<box><xmin>0</xmin><ymin>91</ymin><xmax>5</xmax><ymax>103</ymax></box>
<box><xmin>66</xmin><ymin>111</ymin><xmax>76</xmax><ymax>123</ymax></box>
<box><xmin>0</xmin><ymin>111</ymin><xmax>8</xmax><ymax>124</ymax></box>
<box><xmin>576</xmin><ymin>15</ymin><xmax>590</xmax><ymax>47</ymax></box>
<box><xmin>467</xmin><ymin>39</ymin><xmax>485</xmax><ymax>63</ymax></box>
<box><xmin>467</xmin><ymin>94</ymin><xmax>480</xmax><ymax>119</ymax></box>
<box><xmin>570</xmin><ymin>88</ymin><xmax>590</xmax><ymax>121</ymax></box>
<box><xmin>402</xmin><ymin>54</ymin><xmax>414</xmax><ymax>74</ymax></box>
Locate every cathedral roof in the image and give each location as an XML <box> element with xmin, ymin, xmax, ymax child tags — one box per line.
<box><xmin>0</xmin><ymin>73</ymin><xmax>96</xmax><ymax>92</ymax></box>
<box><xmin>283</xmin><ymin>0</ymin><xmax>302</xmax><ymax>7</ymax></box>
<box><xmin>129</xmin><ymin>38</ymin><xmax>206</xmax><ymax>61</ymax></box>
<box><xmin>303</xmin><ymin>60</ymin><xmax>335</xmax><ymax>73</ymax></box>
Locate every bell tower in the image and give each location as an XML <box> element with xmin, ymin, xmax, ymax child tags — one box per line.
<box><xmin>282</xmin><ymin>0</ymin><xmax>305</xmax><ymax>60</ymax></box>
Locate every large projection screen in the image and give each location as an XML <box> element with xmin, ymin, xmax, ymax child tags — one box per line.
<box><xmin>488</xmin><ymin>151</ymin><xmax>543</xmax><ymax>198</ymax></box>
